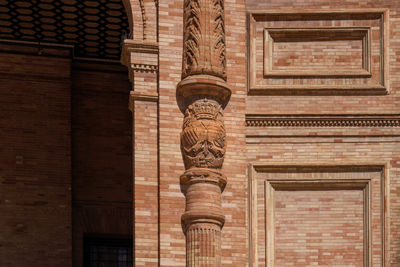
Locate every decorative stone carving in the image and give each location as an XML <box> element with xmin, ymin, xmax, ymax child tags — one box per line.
<box><xmin>181</xmin><ymin>99</ymin><xmax>226</xmax><ymax>169</ymax></box>
<box><xmin>245</xmin><ymin>114</ymin><xmax>400</xmax><ymax>128</ymax></box>
<box><xmin>185</xmin><ymin>224</ymin><xmax>222</xmax><ymax>265</ymax></box>
<box><xmin>182</xmin><ymin>0</ymin><xmax>226</xmax><ymax>80</ymax></box>
<box><xmin>177</xmin><ymin>0</ymin><xmax>230</xmax><ymax>264</ymax></box>
<box><xmin>178</xmin><ymin>0</ymin><xmax>229</xmax><ymax>264</ymax></box>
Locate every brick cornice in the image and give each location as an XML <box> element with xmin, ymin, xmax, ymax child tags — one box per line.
<box><xmin>129</xmin><ymin>92</ymin><xmax>158</xmax><ymax>111</ymax></box>
<box><xmin>120</xmin><ymin>39</ymin><xmax>159</xmax><ymax>100</ymax></box>
<box><xmin>131</xmin><ymin>63</ymin><xmax>158</xmax><ymax>73</ymax></box>
<box><xmin>120</xmin><ymin>39</ymin><xmax>159</xmax><ymax>67</ymax></box>
<box><xmin>246</xmin><ymin>114</ymin><xmax>400</xmax><ymax>127</ymax></box>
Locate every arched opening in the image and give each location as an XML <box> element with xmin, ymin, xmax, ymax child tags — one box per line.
<box><xmin>0</xmin><ymin>0</ymin><xmax>131</xmax><ymax>60</ymax></box>
<box><xmin>0</xmin><ymin>1</ymin><xmax>134</xmax><ymax>266</ymax></box>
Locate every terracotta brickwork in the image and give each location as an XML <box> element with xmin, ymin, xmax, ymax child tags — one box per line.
<box><xmin>71</xmin><ymin>61</ymin><xmax>133</xmax><ymax>267</ymax></box>
<box><xmin>249</xmin><ymin>11</ymin><xmax>387</xmax><ymax>95</ymax></box>
<box><xmin>157</xmin><ymin>0</ymin><xmax>247</xmax><ymax>263</ymax></box>
<box><xmin>0</xmin><ymin>51</ymin><xmax>72</xmax><ymax>266</ymax></box>
<box><xmin>177</xmin><ymin>0</ymin><xmax>232</xmax><ymax>263</ymax></box>
<box><xmin>131</xmin><ymin>98</ymin><xmax>159</xmax><ymax>266</ymax></box>
<box><xmin>245</xmin><ymin>1</ymin><xmax>400</xmax><ymax>266</ymax></box>
<box><xmin>247</xmin><ymin>145</ymin><xmax>397</xmax><ymax>266</ymax></box>
<box><xmin>2</xmin><ymin>0</ymin><xmax>400</xmax><ymax>266</ymax></box>
<box><xmin>251</xmin><ymin>168</ymin><xmax>385</xmax><ymax>266</ymax></box>
<box><xmin>121</xmin><ymin>26</ymin><xmax>160</xmax><ymax>266</ymax></box>
<box><xmin>129</xmin><ymin>0</ymin><xmax>400</xmax><ymax>265</ymax></box>
<box><xmin>275</xmin><ymin>189</ymin><xmax>364</xmax><ymax>266</ymax></box>
<box><xmin>272</xmin><ymin>39</ymin><xmax>364</xmax><ymax>70</ymax></box>
<box><xmin>0</xmin><ymin>38</ymin><xmax>134</xmax><ymax>266</ymax></box>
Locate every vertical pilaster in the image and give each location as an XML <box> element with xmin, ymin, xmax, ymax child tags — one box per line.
<box><xmin>122</xmin><ymin>40</ymin><xmax>159</xmax><ymax>267</ymax></box>
<box><xmin>177</xmin><ymin>0</ymin><xmax>230</xmax><ymax>264</ymax></box>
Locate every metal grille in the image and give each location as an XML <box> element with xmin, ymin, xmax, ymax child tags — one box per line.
<box><xmin>84</xmin><ymin>236</ymin><xmax>133</xmax><ymax>267</ymax></box>
<box><xmin>0</xmin><ymin>0</ymin><xmax>130</xmax><ymax>60</ymax></box>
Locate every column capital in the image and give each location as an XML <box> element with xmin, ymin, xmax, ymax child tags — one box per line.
<box><xmin>176</xmin><ymin>74</ymin><xmax>231</xmax><ymax>113</ymax></box>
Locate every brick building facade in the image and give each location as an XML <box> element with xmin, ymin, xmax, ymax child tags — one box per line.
<box><xmin>0</xmin><ymin>0</ymin><xmax>399</xmax><ymax>266</ymax></box>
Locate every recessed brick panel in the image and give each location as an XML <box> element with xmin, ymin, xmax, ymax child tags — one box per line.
<box><xmin>250</xmin><ymin>168</ymin><xmax>385</xmax><ymax>267</ymax></box>
<box><xmin>274</xmin><ymin>189</ymin><xmax>364</xmax><ymax>266</ymax></box>
<box><xmin>267</xmin><ymin>29</ymin><xmax>367</xmax><ymax>73</ymax></box>
<box><xmin>248</xmin><ymin>11</ymin><xmax>387</xmax><ymax>94</ymax></box>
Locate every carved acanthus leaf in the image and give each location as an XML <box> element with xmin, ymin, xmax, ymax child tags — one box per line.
<box><xmin>182</xmin><ymin>0</ymin><xmax>226</xmax><ymax>79</ymax></box>
<box><xmin>211</xmin><ymin>0</ymin><xmax>226</xmax><ymax>78</ymax></box>
<box><xmin>178</xmin><ymin>0</ymin><xmax>228</xmax><ymax>262</ymax></box>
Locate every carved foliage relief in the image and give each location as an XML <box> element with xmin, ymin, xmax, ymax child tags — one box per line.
<box><xmin>178</xmin><ymin>0</ymin><xmax>229</xmax><ymax>262</ymax></box>
<box><xmin>182</xmin><ymin>0</ymin><xmax>226</xmax><ymax>80</ymax></box>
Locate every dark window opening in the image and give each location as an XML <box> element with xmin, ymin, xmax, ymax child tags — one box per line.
<box><xmin>84</xmin><ymin>235</ymin><xmax>133</xmax><ymax>267</ymax></box>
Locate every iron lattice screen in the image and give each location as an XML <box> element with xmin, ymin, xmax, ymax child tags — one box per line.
<box><xmin>0</xmin><ymin>0</ymin><xmax>130</xmax><ymax>60</ymax></box>
<box><xmin>84</xmin><ymin>236</ymin><xmax>133</xmax><ymax>267</ymax></box>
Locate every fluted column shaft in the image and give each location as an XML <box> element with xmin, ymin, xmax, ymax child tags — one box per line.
<box><xmin>180</xmin><ymin>167</ymin><xmax>226</xmax><ymax>266</ymax></box>
<box><xmin>177</xmin><ymin>0</ymin><xmax>229</xmax><ymax>264</ymax></box>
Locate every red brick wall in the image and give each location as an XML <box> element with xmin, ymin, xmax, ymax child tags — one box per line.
<box><xmin>245</xmin><ymin>0</ymin><xmax>400</xmax><ymax>266</ymax></box>
<box><xmin>0</xmin><ymin>52</ymin><xmax>133</xmax><ymax>267</ymax></box>
<box><xmin>71</xmin><ymin>61</ymin><xmax>132</xmax><ymax>267</ymax></box>
<box><xmin>272</xmin><ymin>39</ymin><xmax>364</xmax><ymax>70</ymax></box>
<box><xmin>246</xmin><ymin>1</ymin><xmax>398</xmax><ymax>115</ymax></box>
<box><xmin>0</xmin><ymin>51</ymin><xmax>72</xmax><ymax>266</ymax></box>
<box><xmin>131</xmin><ymin>98</ymin><xmax>159</xmax><ymax>266</ymax></box>
<box><xmin>274</xmin><ymin>189</ymin><xmax>364</xmax><ymax>266</ymax></box>
<box><xmin>2</xmin><ymin>1</ymin><xmax>400</xmax><ymax>266</ymax></box>
<box><xmin>247</xmin><ymin>143</ymin><xmax>396</xmax><ymax>265</ymax></box>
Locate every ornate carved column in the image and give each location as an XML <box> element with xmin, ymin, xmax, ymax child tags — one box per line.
<box><xmin>177</xmin><ymin>0</ymin><xmax>230</xmax><ymax>265</ymax></box>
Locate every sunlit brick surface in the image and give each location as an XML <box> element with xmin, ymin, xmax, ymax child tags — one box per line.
<box><xmin>246</xmin><ymin>1</ymin><xmax>400</xmax><ymax>264</ymax></box>
<box><xmin>2</xmin><ymin>0</ymin><xmax>400</xmax><ymax>266</ymax></box>
<box><xmin>250</xmin><ymin>11</ymin><xmax>384</xmax><ymax>92</ymax></box>
<box><xmin>274</xmin><ymin>190</ymin><xmax>364</xmax><ymax>266</ymax></box>
<box><xmin>250</xmin><ymin>157</ymin><xmax>388</xmax><ymax>267</ymax></box>
<box><xmin>273</xmin><ymin>40</ymin><xmax>364</xmax><ymax>70</ymax></box>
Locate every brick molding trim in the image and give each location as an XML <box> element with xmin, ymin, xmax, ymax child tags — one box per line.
<box><xmin>132</xmin><ymin>63</ymin><xmax>158</xmax><ymax>73</ymax></box>
<box><xmin>246</xmin><ymin>114</ymin><xmax>400</xmax><ymax>127</ymax></box>
<box><xmin>121</xmin><ymin>39</ymin><xmax>159</xmax><ymax>89</ymax></box>
<box><xmin>248</xmin><ymin>9</ymin><xmax>389</xmax><ymax>96</ymax></box>
<box><xmin>248</xmin><ymin>163</ymin><xmax>390</xmax><ymax>267</ymax></box>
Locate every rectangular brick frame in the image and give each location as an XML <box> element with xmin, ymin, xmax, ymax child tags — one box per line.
<box><xmin>263</xmin><ymin>28</ymin><xmax>371</xmax><ymax>78</ymax></box>
<box><xmin>247</xmin><ymin>163</ymin><xmax>390</xmax><ymax>267</ymax></box>
<box><xmin>247</xmin><ymin>9</ymin><xmax>389</xmax><ymax>95</ymax></box>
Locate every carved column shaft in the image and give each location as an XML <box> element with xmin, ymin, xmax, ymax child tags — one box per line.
<box><xmin>186</xmin><ymin>223</ymin><xmax>221</xmax><ymax>265</ymax></box>
<box><xmin>182</xmin><ymin>0</ymin><xmax>226</xmax><ymax>79</ymax></box>
<box><xmin>177</xmin><ymin>0</ymin><xmax>230</xmax><ymax>264</ymax></box>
